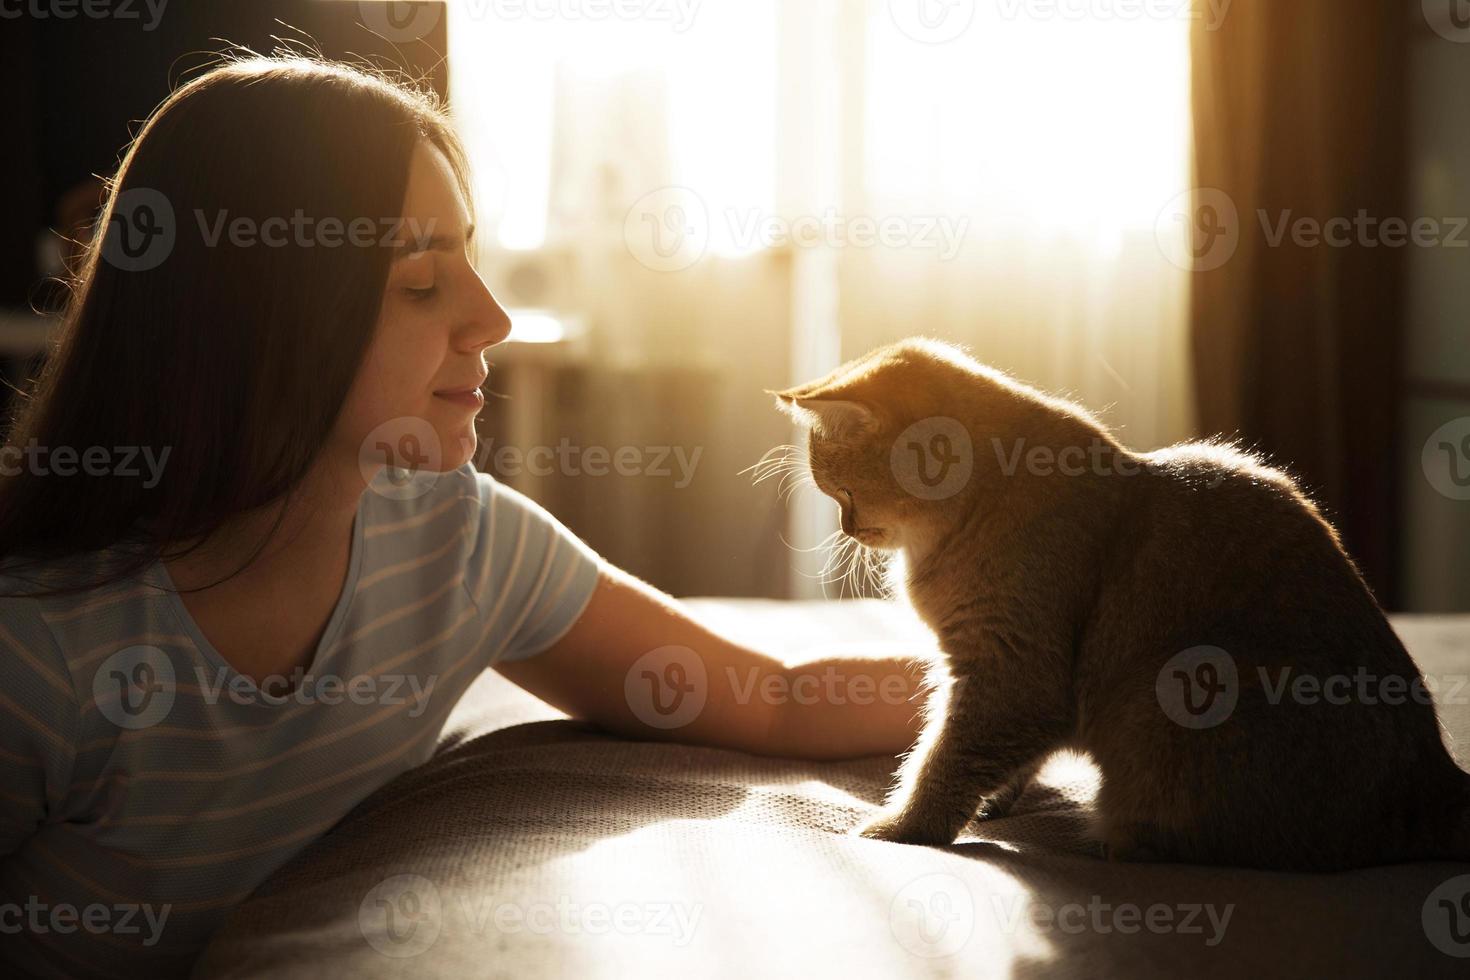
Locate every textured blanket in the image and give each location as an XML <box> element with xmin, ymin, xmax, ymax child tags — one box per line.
<box><xmin>193</xmin><ymin>600</ymin><xmax>1470</xmax><ymax>979</ymax></box>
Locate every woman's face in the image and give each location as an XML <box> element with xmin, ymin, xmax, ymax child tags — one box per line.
<box><xmin>336</xmin><ymin>139</ymin><xmax>511</xmax><ymax>483</ymax></box>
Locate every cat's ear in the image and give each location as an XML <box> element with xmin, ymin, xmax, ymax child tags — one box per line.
<box><xmin>767</xmin><ymin>390</ymin><xmax>877</xmax><ymax>438</ymax></box>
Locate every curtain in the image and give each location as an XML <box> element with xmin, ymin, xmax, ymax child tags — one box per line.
<box><xmin>450</xmin><ymin>0</ymin><xmax>1196</xmax><ymax>597</ymax></box>
<box><xmin>1189</xmin><ymin>0</ymin><xmax>1410</xmax><ymax>604</ymax></box>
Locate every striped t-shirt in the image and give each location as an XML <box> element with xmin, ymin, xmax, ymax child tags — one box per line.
<box><xmin>0</xmin><ymin>463</ymin><xmax>603</xmax><ymax>977</ymax></box>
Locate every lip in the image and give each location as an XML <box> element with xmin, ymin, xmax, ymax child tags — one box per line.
<box><xmin>433</xmin><ymin>384</ymin><xmax>486</xmax><ymax>410</ymax></box>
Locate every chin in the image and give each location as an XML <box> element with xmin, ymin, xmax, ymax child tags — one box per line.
<box><xmin>436</xmin><ymin>421</ymin><xmax>479</xmax><ymax>471</ymax></box>
<box><xmin>851</xmin><ymin>528</ymin><xmax>897</xmax><ymax>551</ymax></box>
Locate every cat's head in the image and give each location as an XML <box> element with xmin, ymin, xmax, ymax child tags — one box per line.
<box><xmin>768</xmin><ymin>338</ymin><xmax>1040</xmax><ymax>556</ymax></box>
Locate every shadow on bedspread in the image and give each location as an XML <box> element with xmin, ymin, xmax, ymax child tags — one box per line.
<box><xmin>193</xmin><ymin>604</ymin><xmax>1470</xmax><ymax>979</ymax></box>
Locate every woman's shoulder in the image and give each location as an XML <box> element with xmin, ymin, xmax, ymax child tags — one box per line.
<box><xmin>359</xmin><ymin>460</ymin><xmax>551</xmax><ymax>538</ymax></box>
<box><xmin>0</xmin><ymin>551</ymin><xmax>172</xmax><ymax>666</ymax></box>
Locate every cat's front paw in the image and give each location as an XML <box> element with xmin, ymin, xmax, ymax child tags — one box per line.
<box><xmin>851</xmin><ymin>808</ymin><xmax>955</xmax><ymax>846</ymax></box>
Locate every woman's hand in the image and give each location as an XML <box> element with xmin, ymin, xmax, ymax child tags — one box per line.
<box><xmin>493</xmin><ymin>565</ymin><xmax>934</xmax><ymax>761</ymax></box>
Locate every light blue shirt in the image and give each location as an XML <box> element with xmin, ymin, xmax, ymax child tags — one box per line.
<box><xmin>0</xmin><ymin>464</ymin><xmax>602</xmax><ymax>976</ymax></box>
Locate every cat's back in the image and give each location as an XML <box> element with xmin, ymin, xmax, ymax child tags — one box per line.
<box><xmin>1127</xmin><ymin>440</ymin><xmax>1353</xmax><ymax>576</ymax></box>
<box><xmin>1085</xmin><ymin>438</ymin><xmax>1391</xmax><ymax>664</ymax></box>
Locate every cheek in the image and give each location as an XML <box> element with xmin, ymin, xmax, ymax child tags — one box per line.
<box><xmin>329</xmin><ymin>313</ymin><xmax>434</xmax><ymax>451</ymax></box>
<box><xmin>361</xmin><ymin>307</ymin><xmax>444</xmax><ymax>405</ymax></box>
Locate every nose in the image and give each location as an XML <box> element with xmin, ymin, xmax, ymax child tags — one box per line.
<box><xmin>460</xmin><ymin>269</ymin><xmax>513</xmax><ymax>352</ymax></box>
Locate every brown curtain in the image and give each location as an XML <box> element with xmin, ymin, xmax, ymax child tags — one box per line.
<box><xmin>1190</xmin><ymin>0</ymin><xmax>1410</xmax><ymax>605</ymax></box>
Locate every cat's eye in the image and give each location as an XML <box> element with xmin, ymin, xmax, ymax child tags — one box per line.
<box><xmin>406</xmin><ymin>284</ymin><xmax>438</xmax><ymax>301</ymax></box>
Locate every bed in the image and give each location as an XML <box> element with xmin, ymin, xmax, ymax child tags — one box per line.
<box><xmin>191</xmin><ymin>599</ymin><xmax>1470</xmax><ymax>978</ymax></box>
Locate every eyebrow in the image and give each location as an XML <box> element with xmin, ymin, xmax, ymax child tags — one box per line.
<box><xmin>393</xmin><ymin>224</ymin><xmax>476</xmax><ymax>261</ymax></box>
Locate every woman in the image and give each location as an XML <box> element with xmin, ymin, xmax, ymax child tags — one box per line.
<box><xmin>0</xmin><ymin>57</ymin><xmax>929</xmax><ymax>976</ymax></box>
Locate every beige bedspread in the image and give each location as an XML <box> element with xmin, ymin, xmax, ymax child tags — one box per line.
<box><xmin>193</xmin><ymin>600</ymin><xmax>1470</xmax><ymax>979</ymax></box>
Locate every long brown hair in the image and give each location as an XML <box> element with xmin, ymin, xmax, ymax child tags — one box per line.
<box><xmin>0</xmin><ymin>55</ymin><xmax>471</xmax><ymax>596</ymax></box>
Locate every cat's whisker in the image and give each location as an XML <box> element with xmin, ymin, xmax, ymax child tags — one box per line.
<box><xmin>777</xmin><ymin>528</ymin><xmax>845</xmax><ymax>556</ymax></box>
<box><xmin>792</xmin><ymin>530</ymin><xmax>854</xmax><ymax>587</ymax></box>
<box><xmin>777</xmin><ymin>471</ymin><xmax>817</xmax><ymax>503</ymax></box>
<box><xmin>741</xmin><ymin>445</ymin><xmax>808</xmax><ymax>486</ymax></box>
<box><xmin>737</xmin><ymin>445</ymin><xmax>792</xmax><ymax>478</ymax></box>
<box><xmin>750</xmin><ymin>456</ymin><xmax>805</xmax><ymax>480</ymax></box>
<box><xmin>840</xmin><ymin>538</ymin><xmax>865</xmax><ymax>600</ymax></box>
<box><xmin>817</xmin><ymin>535</ymin><xmax>855</xmax><ymax>597</ymax></box>
<box><xmin>816</xmin><ymin>536</ymin><xmax>853</xmax><ymax>580</ymax></box>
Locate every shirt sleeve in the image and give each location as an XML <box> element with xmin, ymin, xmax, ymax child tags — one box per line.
<box><xmin>0</xmin><ymin>595</ymin><xmax>79</xmax><ymax>857</ymax></box>
<box><xmin>460</xmin><ymin>465</ymin><xmax>604</xmax><ymax>665</ymax></box>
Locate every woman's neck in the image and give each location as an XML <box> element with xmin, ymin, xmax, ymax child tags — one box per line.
<box><xmin>163</xmin><ymin>459</ymin><xmax>365</xmax><ymax>594</ymax></box>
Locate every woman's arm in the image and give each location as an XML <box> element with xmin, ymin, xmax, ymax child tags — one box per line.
<box><xmin>493</xmin><ymin>565</ymin><xmax>933</xmax><ymax>761</ymax></box>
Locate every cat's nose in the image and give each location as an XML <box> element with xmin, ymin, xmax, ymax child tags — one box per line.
<box><xmin>838</xmin><ymin>490</ymin><xmax>857</xmax><ymax>536</ymax></box>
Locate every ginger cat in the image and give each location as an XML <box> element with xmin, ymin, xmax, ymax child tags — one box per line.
<box><xmin>769</xmin><ymin>337</ymin><xmax>1469</xmax><ymax>871</ymax></box>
